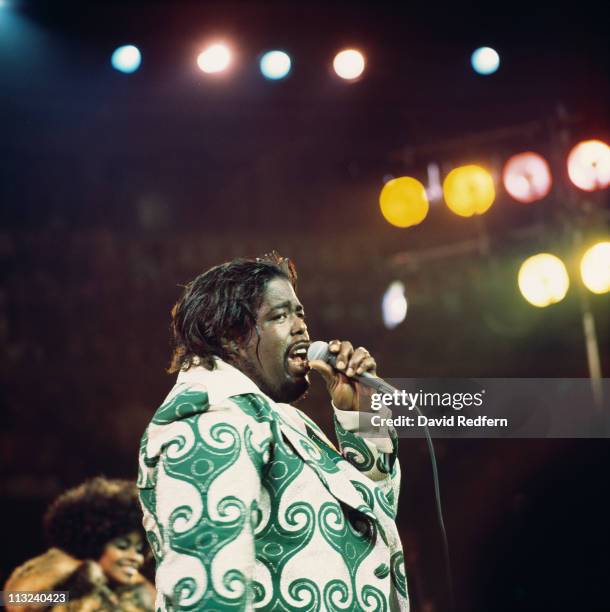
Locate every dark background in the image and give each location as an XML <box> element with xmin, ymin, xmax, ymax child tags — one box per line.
<box><xmin>1</xmin><ymin>1</ymin><xmax>608</xmax><ymax>610</ymax></box>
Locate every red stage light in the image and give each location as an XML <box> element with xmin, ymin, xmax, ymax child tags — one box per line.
<box><xmin>502</xmin><ymin>152</ymin><xmax>552</xmax><ymax>203</ymax></box>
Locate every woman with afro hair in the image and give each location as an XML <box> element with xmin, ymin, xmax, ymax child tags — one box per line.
<box><xmin>4</xmin><ymin>477</ymin><xmax>155</xmax><ymax>611</ymax></box>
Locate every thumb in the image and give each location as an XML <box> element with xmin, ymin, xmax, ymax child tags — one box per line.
<box><xmin>308</xmin><ymin>359</ymin><xmax>336</xmax><ymax>386</ymax></box>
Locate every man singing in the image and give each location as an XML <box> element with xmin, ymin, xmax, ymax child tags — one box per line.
<box><xmin>137</xmin><ymin>253</ymin><xmax>408</xmax><ymax>611</ymax></box>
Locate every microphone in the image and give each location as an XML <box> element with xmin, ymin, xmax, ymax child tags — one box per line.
<box><xmin>307</xmin><ymin>341</ymin><xmax>398</xmax><ymax>397</ymax></box>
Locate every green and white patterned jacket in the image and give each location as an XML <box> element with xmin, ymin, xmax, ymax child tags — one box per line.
<box><xmin>137</xmin><ymin>359</ymin><xmax>409</xmax><ymax>611</ymax></box>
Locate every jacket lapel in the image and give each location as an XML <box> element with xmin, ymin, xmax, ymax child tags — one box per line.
<box><xmin>176</xmin><ymin>360</ymin><xmax>379</xmax><ymax>525</ymax></box>
<box><xmin>273</xmin><ymin>409</ymin><xmax>378</xmax><ymax>524</ymax></box>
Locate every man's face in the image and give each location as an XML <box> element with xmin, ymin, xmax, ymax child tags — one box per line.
<box><xmin>234</xmin><ymin>277</ymin><xmax>310</xmax><ymax>403</ymax></box>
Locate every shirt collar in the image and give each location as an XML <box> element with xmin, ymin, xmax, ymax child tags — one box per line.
<box><xmin>176</xmin><ymin>357</ymin><xmax>263</xmax><ymax>406</ymax></box>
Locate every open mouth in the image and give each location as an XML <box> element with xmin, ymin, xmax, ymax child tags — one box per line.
<box><xmin>286</xmin><ymin>341</ymin><xmax>310</xmax><ymax>376</ymax></box>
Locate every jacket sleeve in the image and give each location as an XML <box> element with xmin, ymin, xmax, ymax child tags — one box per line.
<box><xmin>332</xmin><ymin>406</ymin><xmax>402</xmax><ymax>516</ymax></box>
<box><xmin>138</xmin><ymin>392</ymin><xmax>273</xmax><ymax>611</ymax></box>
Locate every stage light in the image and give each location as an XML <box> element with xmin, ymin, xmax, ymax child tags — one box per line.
<box><xmin>443</xmin><ymin>165</ymin><xmax>495</xmax><ymax>217</ymax></box>
<box><xmin>379</xmin><ymin>176</ymin><xmax>429</xmax><ymax>228</ymax></box>
<box><xmin>567</xmin><ymin>139</ymin><xmax>610</xmax><ymax>191</ymax></box>
<box><xmin>197</xmin><ymin>43</ymin><xmax>232</xmax><ymax>74</ymax></box>
<box><xmin>580</xmin><ymin>241</ymin><xmax>610</xmax><ymax>295</ymax></box>
<box><xmin>518</xmin><ymin>253</ymin><xmax>569</xmax><ymax>308</ymax></box>
<box><xmin>382</xmin><ymin>281</ymin><xmax>408</xmax><ymax>329</ymax></box>
<box><xmin>111</xmin><ymin>45</ymin><xmax>141</xmax><ymax>74</ymax></box>
<box><xmin>333</xmin><ymin>49</ymin><xmax>365</xmax><ymax>80</ymax></box>
<box><xmin>260</xmin><ymin>50</ymin><xmax>291</xmax><ymax>80</ymax></box>
<box><xmin>503</xmin><ymin>152</ymin><xmax>552</xmax><ymax>203</ymax></box>
<box><xmin>471</xmin><ymin>47</ymin><xmax>500</xmax><ymax>75</ymax></box>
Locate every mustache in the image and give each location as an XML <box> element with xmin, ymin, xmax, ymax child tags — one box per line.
<box><xmin>284</xmin><ymin>340</ymin><xmax>310</xmax><ymax>358</ymax></box>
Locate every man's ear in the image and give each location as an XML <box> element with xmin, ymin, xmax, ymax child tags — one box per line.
<box><xmin>221</xmin><ymin>338</ymin><xmax>240</xmax><ymax>355</ymax></box>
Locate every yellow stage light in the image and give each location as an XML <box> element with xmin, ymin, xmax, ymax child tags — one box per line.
<box><xmin>379</xmin><ymin>177</ymin><xmax>429</xmax><ymax>228</ymax></box>
<box><xmin>443</xmin><ymin>165</ymin><xmax>495</xmax><ymax>217</ymax></box>
<box><xmin>567</xmin><ymin>139</ymin><xmax>610</xmax><ymax>191</ymax></box>
<box><xmin>580</xmin><ymin>241</ymin><xmax>610</xmax><ymax>294</ymax></box>
<box><xmin>333</xmin><ymin>49</ymin><xmax>365</xmax><ymax>80</ymax></box>
<box><xmin>503</xmin><ymin>152</ymin><xmax>552</xmax><ymax>203</ymax></box>
<box><xmin>518</xmin><ymin>253</ymin><xmax>570</xmax><ymax>308</ymax></box>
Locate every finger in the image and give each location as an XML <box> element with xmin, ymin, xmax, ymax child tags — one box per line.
<box><xmin>335</xmin><ymin>341</ymin><xmax>353</xmax><ymax>371</ymax></box>
<box><xmin>346</xmin><ymin>346</ymin><xmax>371</xmax><ymax>376</ymax></box>
<box><xmin>355</xmin><ymin>356</ymin><xmax>377</xmax><ymax>376</ymax></box>
<box><xmin>308</xmin><ymin>359</ymin><xmax>336</xmax><ymax>385</ymax></box>
<box><xmin>328</xmin><ymin>339</ymin><xmax>341</xmax><ymax>354</ymax></box>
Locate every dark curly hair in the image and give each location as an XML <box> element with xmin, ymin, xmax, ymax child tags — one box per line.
<box><xmin>43</xmin><ymin>477</ymin><xmax>145</xmax><ymax>560</ymax></box>
<box><xmin>168</xmin><ymin>252</ymin><xmax>297</xmax><ymax>373</ymax></box>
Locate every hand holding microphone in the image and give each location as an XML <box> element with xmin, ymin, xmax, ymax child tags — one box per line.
<box><xmin>307</xmin><ymin>339</ymin><xmax>374</xmax><ymax>411</ymax></box>
<box><xmin>307</xmin><ymin>340</ymin><xmax>396</xmax><ymax>411</ymax></box>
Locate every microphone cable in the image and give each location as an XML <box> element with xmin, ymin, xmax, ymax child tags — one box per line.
<box><xmin>411</xmin><ymin>401</ymin><xmax>455</xmax><ymax>612</ymax></box>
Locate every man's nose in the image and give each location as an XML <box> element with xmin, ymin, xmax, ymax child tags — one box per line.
<box><xmin>291</xmin><ymin>316</ymin><xmax>307</xmax><ymax>335</ymax></box>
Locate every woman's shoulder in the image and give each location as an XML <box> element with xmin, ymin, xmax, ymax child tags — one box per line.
<box><xmin>4</xmin><ymin>548</ymin><xmax>81</xmax><ymax>593</ymax></box>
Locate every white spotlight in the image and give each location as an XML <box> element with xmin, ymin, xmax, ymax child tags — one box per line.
<box><xmin>260</xmin><ymin>50</ymin><xmax>291</xmax><ymax>80</ymax></box>
<box><xmin>471</xmin><ymin>46</ymin><xmax>500</xmax><ymax>75</ymax></box>
<box><xmin>111</xmin><ymin>45</ymin><xmax>142</xmax><ymax>74</ymax></box>
<box><xmin>382</xmin><ymin>281</ymin><xmax>408</xmax><ymax>329</ymax></box>
<box><xmin>333</xmin><ymin>49</ymin><xmax>365</xmax><ymax>80</ymax></box>
<box><xmin>197</xmin><ymin>43</ymin><xmax>232</xmax><ymax>74</ymax></box>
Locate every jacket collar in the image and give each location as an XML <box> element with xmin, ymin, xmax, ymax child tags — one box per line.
<box><xmin>177</xmin><ymin>357</ymin><xmax>263</xmax><ymax>405</ymax></box>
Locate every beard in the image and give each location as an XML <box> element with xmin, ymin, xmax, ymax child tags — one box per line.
<box><xmin>274</xmin><ymin>375</ymin><xmax>310</xmax><ymax>404</ymax></box>
<box><xmin>237</xmin><ymin>358</ymin><xmax>310</xmax><ymax>404</ymax></box>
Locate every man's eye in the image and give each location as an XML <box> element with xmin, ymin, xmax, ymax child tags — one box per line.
<box><xmin>274</xmin><ymin>313</ymin><xmax>287</xmax><ymax>321</ymax></box>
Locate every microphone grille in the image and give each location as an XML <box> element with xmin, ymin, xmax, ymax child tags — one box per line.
<box><xmin>307</xmin><ymin>341</ymin><xmax>329</xmax><ymax>362</ymax></box>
